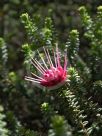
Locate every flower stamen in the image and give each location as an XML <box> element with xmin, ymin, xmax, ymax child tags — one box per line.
<box><xmin>56</xmin><ymin>44</ymin><xmax>60</xmax><ymax>67</ymax></box>
<box><xmin>43</xmin><ymin>47</ymin><xmax>52</xmax><ymax>67</ymax></box>
<box><xmin>31</xmin><ymin>58</ymin><xmax>45</xmax><ymax>74</ymax></box>
<box><xmin>31</xmin><ymin>72</ymin><xmax>44</xmax><ymax>80</ymax></box>
<box><xmin>46</xmin><ymin>48</ymin><xmax>54</xmax><ymax>67</ymax></box>
<box><xmin>37</xmin><ymin>50</ymin><xmax>48</xmax><ymax>69</ymax></box>
<box><xmin>25</xmin><ymin>76</ymin><xmax>41</xmax><ymax>83</ymax></box>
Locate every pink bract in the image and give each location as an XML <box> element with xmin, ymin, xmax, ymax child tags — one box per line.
<box><xmin>25</xmin><ymin>45</ymin><xmax>67</xmax><ymax>90</ymax></box>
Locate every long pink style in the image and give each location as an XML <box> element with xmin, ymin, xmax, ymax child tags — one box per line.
<box><xmin>25</xmin><ymin>45</ymin><xmax>67</xmax><ymax>89</ymax></box>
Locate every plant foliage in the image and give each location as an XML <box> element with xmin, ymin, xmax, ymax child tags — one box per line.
<box><xmin>0</xmin><ymin>3</ymin><xmax>102</xmax><ymax>136</ymax></box>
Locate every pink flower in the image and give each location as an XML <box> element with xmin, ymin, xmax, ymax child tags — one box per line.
<box><xmin>25</xmin><ymin>45</ymin><xmax>67</xmax><ymax>90</ymax></box>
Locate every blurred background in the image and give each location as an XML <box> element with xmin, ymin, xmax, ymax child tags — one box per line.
<box><xmin>0</xmin><ymin>0</ymin><xmax>102</xmax><ymax>135</ymax></box>
<box><xmin>1</xmin><ymin>0</ymin><xmax>102</xmax><ymax>72</ymax></box>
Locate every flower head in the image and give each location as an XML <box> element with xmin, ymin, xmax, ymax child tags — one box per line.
<box><xmin>25</xmin><ymin>45</ymin><xmax>68</xmax><ymax>90</ymax></box>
